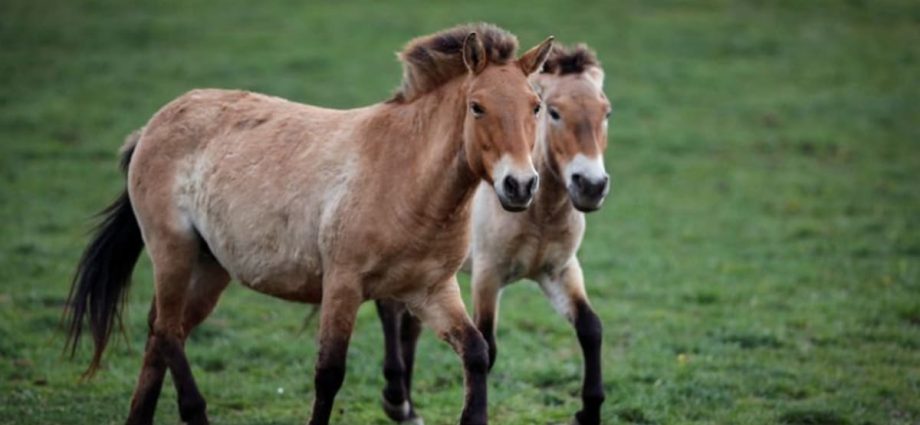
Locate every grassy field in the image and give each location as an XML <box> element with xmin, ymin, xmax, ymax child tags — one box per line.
<box><xmin>1</xmin><ymin>1</ymin><xmax>918</xmax><ymax>424</ymax></box>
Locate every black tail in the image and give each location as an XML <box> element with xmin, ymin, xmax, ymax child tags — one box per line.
<box><xmin>64</xmin><ymin>130</ymin><xmax>145</xmax><ymax>377</ymax></box>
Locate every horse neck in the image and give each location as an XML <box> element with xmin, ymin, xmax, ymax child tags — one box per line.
<box><xmin>387</xmin><ymin>81</ymin><xmax>478</xmax><ymax>234</ymax></box>
<box><xmin>531</xmin><ymin>125</ymin><xmax>576</xmax><ymax>222</ymax></box>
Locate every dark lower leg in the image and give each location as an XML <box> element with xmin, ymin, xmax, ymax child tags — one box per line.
<box><xmin>309</xmin><ymin>283</ymin><xmax>361</xmax><ymax>425</ymax></box>
<box><xmin>126</xmin><ymin>303</ymin><xmax>165</xmax><ymax>425</ymax></box>
<box><xmin>455</xmin><ymin>325</ymin><xmax>489</xmax><ymax>425</ymax></box>
<box><xmin>573</xmin><ymin>301</ymin><xmax>604</xmax><ymax>425</ymax></box>
<box><xmin>126</xmin><ymin>335</ymin><xmax>167</xmax><ymax>425</ymax></box>
<box><xmin>472</xmin><ymin>279</ymin><xmax>500</xmax><ymax>372</ymax></box>
<box><xmin>310</xmin><ymin>338</ymin><xmax>348</xmax><ymax>425</ymax></box>
<box><xmin>416</xmin><ymin>279</ymin><xmax>489</xmax><ymax>424</ymax></box>
<box><xmin>376</xmin><ymin>301</ymin><xmax>415</xmax><ymax>421</ymax></box>
<box><xmin>143</xmin><ymin>234</ymin><xmax>208</xmax><ymax>424</ymax></box>
<box><xmin>159</xmin><ymin>335</ymin><xmax>209</xmax><ymax>425</ymax></box>
<box><xmin>399</xmin><ymin>312</ymin><xmax>422</xmax><ymax>396</ymax></box>
<box><xmin>475</xmin><ymin>315</ymin><xmax>497</xmax><ymax>371</ymax></box>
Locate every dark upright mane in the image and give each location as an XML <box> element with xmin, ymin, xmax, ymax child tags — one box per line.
<box><xmin>389</xmin><ymin>23</ymin><xmax>519</xmax><ymax>103</ymax></box>
<box><xmin>541</xmin><ymin>43</ymin><xmax>599</xmax><ymax>75</ymax></box>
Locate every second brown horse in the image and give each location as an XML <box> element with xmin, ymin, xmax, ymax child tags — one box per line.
<box><xmin>377</xmin><ymin>44</ymin><xmax>612</xmax><ymax>425</ymax></box>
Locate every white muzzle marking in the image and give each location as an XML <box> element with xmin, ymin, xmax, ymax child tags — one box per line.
<box><xmin>492</xmin><ymin>154</ymin><xmax>538</xmax><ymax>201</ymax></box>
<box><xmin>563</xmin><ymin>153</ymin><xmax>606</xmax><ymax>187</ymax></box>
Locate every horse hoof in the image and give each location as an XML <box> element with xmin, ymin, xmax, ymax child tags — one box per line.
<box><xmin>381</xmin><ymin>395</ymin><xmax>422</xmax><ymax>424</ymax></box>
<box><xmin>571</xmin><ymin>412</ymin><xmax>599</xmax><ymax>425</ymax></box>
<box><xmin>179</xmin><ymin>408</ymin><xmax>209</xmax><ymax>425</ymax></box>
<box><xmin>401</xmin><ymin>417</ymin><xmax>424</xmax><ymax>425</ymax></box>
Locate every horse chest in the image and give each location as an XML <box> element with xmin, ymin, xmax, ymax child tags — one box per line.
<box><xmin>353</xmin><ymin>232</ymin><xmax>468</xmax><ymax>297</ymax></box>
<box><xmin>503</xmin><ymin>232</ymin><xmax>575</xmax><ymax>283</ymax></box>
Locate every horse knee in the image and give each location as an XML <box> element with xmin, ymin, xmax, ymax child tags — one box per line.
<box><xmin>461</xmin><ymin>329</ymin><xmax>490</xmax><ymax>375</ymax></box>
<box><xmin>582</xmin><ymin>384</ymin><xmax>606</xmax><ymax>405</ymax></box>
<box><xmin>575</xmin><ymin>306</ymin><xmax>602</xmax><ymax>350</ymax></box>
<box><xmin>474</xmin><ymin>317</ymin><xmax>499</xmax><ymax>371</ymax></box>
<box><xmin>383</xmin><ymin>363</ymin><xmax>406</xmax><ymax>383</ymax></box>
<box><xmin>315</xmin><ymin>361</ymin><xmax>347</xmax><ymax>395</ymax></box>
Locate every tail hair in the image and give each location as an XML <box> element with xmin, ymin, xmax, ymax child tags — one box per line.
<box><xmin>63</xmin><ymin>129</ymin><xmax>145</xmax><ymax>377</ymax></box>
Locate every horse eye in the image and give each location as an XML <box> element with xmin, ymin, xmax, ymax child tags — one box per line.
<box><xmin>548</xmin><ymin>107</ymin><xmax>561</xmax><ymax>121</ymax></box>
<box><xmin>470</xmin><ymin>102</ymin><xmax>485</xmax><ymax>117</ymax></box>
<box><xmin>533</xmin><ymin>104</ymin><xmax>541</xmax><ymax>115</ymax></box>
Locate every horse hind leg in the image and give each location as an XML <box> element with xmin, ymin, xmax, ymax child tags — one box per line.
<box><xmin>126</xmin><ymin>300</ymin><xmax>168</xmax><ymax>425</ymax></box>
<box><xmin>127</xmin><ymin>229</ymin><xmax>224</xmax><ymax>425</ymax></box>
<box><xmin>398</xmin><ymin>310</ymin><xmax>422</xmax><ymax>414</ymax></box>
<box><xmin>376</xmin><ymin>300</ymin><xmax>424</xmax><ymax>424</ymax></box>
<box><xmin>181</xmin><ymin>255</ymin><xmax>231</xmax><ymax>336</ymax></box>
<box><xmin>128</xmin><ymin>255</ymin><xmax>229</xmax><ymax>425</ymax></box>
<box><xmin>171</xmin><ymin>256</ymin><xmax>230</xmax><ymax>423</ymax></box>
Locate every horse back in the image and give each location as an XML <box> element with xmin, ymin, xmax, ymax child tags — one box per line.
<box><xmin>127</xmin><ymin>89</ymin><xmax>362</xmax><ymax>300</ymax></box>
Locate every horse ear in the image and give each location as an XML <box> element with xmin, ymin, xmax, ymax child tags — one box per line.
<box><xmin>530</xmin><ymin>73</ymin><xmax>552</xmax><ymax>96</ymax></box>
<box><xmin>463</xmin><ymin>32</ymin><xmax>487</xmax><ymax>74</ymax></box>
<box><xmin>518</xmin><ymin>36</ymin><xmax>554</xmax><ymax>75</ymax></box>
<box><xmin>584</xmin><ymin>66</ymin><xmax>605</xmax><ymax>90</ymax></box>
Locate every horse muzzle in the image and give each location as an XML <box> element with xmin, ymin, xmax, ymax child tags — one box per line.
<box><xmin>496</xmin><ymin>173</ymin><xmax>539</xmax><ymax>212</ymax></box>
<box><xmin>568</xmin><ymin>173</ymin><xmax>609</xmax><ymax>212</ymax></box>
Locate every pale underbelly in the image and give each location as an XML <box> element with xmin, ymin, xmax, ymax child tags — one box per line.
<box><xmin>190</xmin><ymin>203</ymin><xmax>327</xmax><ymax>302</ymax></box>
<box><xmin>209</xmin><ymin>238</ymin><xmax>325</xmax><ymax>304</ymax></box>
<box><xmin>238</xmin><ymin>272</ymin><xmax>324</xmax><ymax>304</ymax></box>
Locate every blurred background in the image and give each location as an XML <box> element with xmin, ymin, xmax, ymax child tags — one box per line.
<box><xmin>1</xmin><ymin>1</ymin><xmax>917</xmax><ymax>424</ymax></box>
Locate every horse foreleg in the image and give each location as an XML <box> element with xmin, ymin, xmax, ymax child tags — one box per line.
<box><xmin>471</xmin><ymin>265</ymin><xmax>503</xmax><ymax>370</ymax></box>
<box><xmin>411</xmin><ymin>278</ymin><xmax>489</xmax><ymax>425</ymax></box>
<box><xmin>539</xmin><ymin>259</ymin><xmax>604</xmax><ymax>425</ymax></box>
<box><xmin>309</xmin><ymin>279</ymin><xmax>362</xmax><ymax>425</ymax></box>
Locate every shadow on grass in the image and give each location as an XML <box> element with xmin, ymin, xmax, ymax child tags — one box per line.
<box><xmin>779</xmin><ymin>409</ymin><xmax>850</xmax><ymax>425</ymax></box>
<box><xmin>616</xmin><ymin>406</ymin><xmax>656</xmax><ymax>424</ymax></box>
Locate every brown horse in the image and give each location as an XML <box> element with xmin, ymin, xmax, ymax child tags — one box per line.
<box><xmin>64</xmin><ymin>23</ymin><xmax>553</xmax><ymax>425</ymax></box>
<box><xmin>376</xmin><ymin>44</ymin><xmax>611</xmax><ymax>425</ymax></box>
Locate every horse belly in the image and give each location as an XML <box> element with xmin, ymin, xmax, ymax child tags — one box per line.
<box><xmin>186</xmin><ymin>143</ymin><xmax>354</xmax><ymax>303</ymax></box>
<box><xmin>210</xmin><ymin>222</ymin><xmax>325</xmax><ymax>303</ymax></box>
<box><xmin>238</xmin><ymin>267</ymin><xmax>324</xmax><ymax>304</ymax></box>
<box><xmin>186</xmin><ymin>178</ymin><xmax>329</xmax><ymax>304</ymax></box>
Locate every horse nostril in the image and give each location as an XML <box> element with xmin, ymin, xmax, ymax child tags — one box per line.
<box><xmin>503</xmin><ymin>175</ymin><xmax>519</xmax><ymax>196</ymax></box>
<box><xmin>585</xmin><ymin>176</ymin><xmax>608</xmax><ymax>197</ymax></box>
<box><xmin>523</xmin><ymin>176</ymin><xmax>538</xmax><ymax>198</ymax></box>
<box><xmin>572</xmin><ymin>173</ymin><xmax>585</xmax><ymax>188</ymax></box>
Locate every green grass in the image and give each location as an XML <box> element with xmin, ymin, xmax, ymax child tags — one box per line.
<box><xmin>1</xmin><ymin>0</ymin><xmax>918</xmax><ymax>424</ymax></box>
